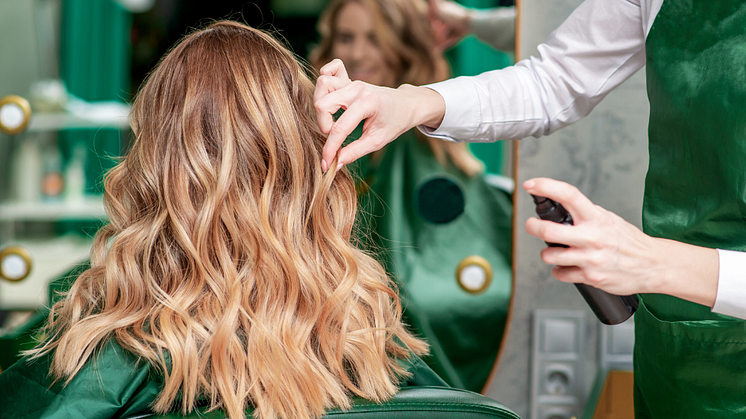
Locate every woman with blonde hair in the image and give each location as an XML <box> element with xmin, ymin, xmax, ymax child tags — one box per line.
<box><xmin>310</xmin><ymin>0</ymin><xmax>513</xmax><ymax>393</ymax></box>
<box><xmin>0</xmin><ymin>21</ymin><xmax>435</xmax><ymax>419</ymax></box>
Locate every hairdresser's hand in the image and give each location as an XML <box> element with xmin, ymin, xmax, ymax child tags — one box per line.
<box><xmin>429</xmin><ymin>0</ymin><xmax>472</xmax><ymax>51</ymax></box>
<box><xmin>523</xmin><ymin>177</ymin><xmax>718</xmax><ymax>306</ymax></box>
<box><xmin>314</xmin><ymin>59</ymin><xmax>446</xmax><ymax>171</ymax></box>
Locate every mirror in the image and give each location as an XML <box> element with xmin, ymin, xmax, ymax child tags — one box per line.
<box><xmin>0</xmin><ymin>0</ymin><xmax>521</xmax><ymax>398</ymax></box>
<box><xmin>308</xmin><ymin>0</ymin><xmax>519</xmax><ymax>393</ymax></box>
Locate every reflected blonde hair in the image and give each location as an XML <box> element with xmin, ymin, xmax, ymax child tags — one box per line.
<box><xmin>310</xmin><ymin>0</ymin><xmax>483</xmax><ymax>176</ymax></box>
<box><xmin>30</xmin><ymin>21</ymin><xmax>426</xmax><ymax>419</ymax></box>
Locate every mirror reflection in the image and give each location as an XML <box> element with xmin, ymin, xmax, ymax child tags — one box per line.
<box><xmin>0</xmin><ymin>0</ymin><xmax>517</xmax><ymax>415</ymax></box>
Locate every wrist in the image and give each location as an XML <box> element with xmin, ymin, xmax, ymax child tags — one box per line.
<box><xmin>398</xmin><ymin>84</ymin><xmax>445</xmax><ymax>130</ymax></box>
<box><xmin>463</xmin><ymin>9</ymin><xmax>474</xmax><ymax>33</ymax></box>
<box><xmin>648</xmin><ymin>238</ymin><xmax>718</xmax><ymax>307</ymax></box>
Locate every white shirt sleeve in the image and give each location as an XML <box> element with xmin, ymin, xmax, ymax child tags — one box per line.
<box><xmin>420</xmin><ymin>0</ymin><xmax>648</xmax><ymax>143</ymax></box>
<box><xmin>712</xmin><ymin>249</ymin><xmax>746</xmax><ymax>320</ymax></box>
<box><xmin>470</xmin><ymin>7</ymin><xmax>517</xmax><ymax>53</ymax></box>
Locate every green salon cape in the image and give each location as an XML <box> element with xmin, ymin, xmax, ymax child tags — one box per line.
<box><xmin>0</xmin><ymin>340</ymin><xmax>447</xmax><ymax>419</ymax></box>
<box><xmin>0</xmin><ymin>341</ymin><xmax>162</xmax><ymax>419</ymax></box>
<box><xmin>635</xmin><ymin>0</ymin><xmax>746</xmax><ymax>417</ymax></box>
<box><xmin>351</xmin><ymin>130</ymin><xmax>513</xmax><ymax>393</ymax></box>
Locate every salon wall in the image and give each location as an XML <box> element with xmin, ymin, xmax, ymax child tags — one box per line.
<box><xmin>484</xmin><ymin>0</ymin><xmax>650</xmax><ymax>417</ymax></box>
<box><xmin>0</xmin><ymin>0</ymin><xmax>60</xmax><ymax>98</ymax></box>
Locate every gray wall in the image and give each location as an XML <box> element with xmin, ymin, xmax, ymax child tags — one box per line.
<box><xmin>484</xmin><ymin>0</ymin><xmax>650</xmax><ymax>417</ymax></box>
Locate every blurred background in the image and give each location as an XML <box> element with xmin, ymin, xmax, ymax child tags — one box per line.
<box><xmin>0</xmin><ymin>0</ymin><xmax>513</xmax><ymax>312</ymax></box>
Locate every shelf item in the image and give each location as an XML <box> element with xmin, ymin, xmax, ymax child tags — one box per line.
<box><xmin>0</xmin><ymin>95</ymin><xmax>131</xmax><ymax>135</ymax></box>
<box><xmin>0</xmin><ymin>196</ymin><xmax>106</xmax><ymax>222</ymax></box>
<box><xmin>27</xmin><ymin>101</ymin><xmax>131</xmax><ymax>132</ymax></box>
<box><xmin>0</xmin><ymin>246</ymin><xmax>32</xmax><ymax>282</ymax></box>
<box><xmin>0</xmin><ymin>235</ymin><xmax>92</xmax><ymax>310</ymax></box>
<box><xmin>0</xmin><ymin>95</ymin><xmax>32</xmax><ymax>135</ymax></box>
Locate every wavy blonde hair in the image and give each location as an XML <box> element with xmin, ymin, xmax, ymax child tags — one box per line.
<box><xmin>310</xmin><ymin>0</ymin><xmax>483</xmax><ymax>176</ymax></box>
<box><xmin>30</xmin><ymin>21</ymin><xmax>426</xmax><ymax>419</ymax></box>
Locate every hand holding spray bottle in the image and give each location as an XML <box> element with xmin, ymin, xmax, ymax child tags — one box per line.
<box><xmin>532</xmin><ymin>195</ymin><xmax>638</xmax><ymax>325</ymax></box>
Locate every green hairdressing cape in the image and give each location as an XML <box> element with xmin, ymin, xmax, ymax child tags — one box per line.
<box><xmin>0</xmin><ymin>339</ymin><xmax>446</xmax><ymax>419</ymax></box>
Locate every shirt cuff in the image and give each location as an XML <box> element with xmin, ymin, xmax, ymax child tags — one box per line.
<box><xmin>417</xmin><ymin>77</ymin><xmax>481</xmax><ymax>142</ymax></box>
<box><xmin>712</xmin><ymin>249</ymin><xmax>746</xmax><ymax>320</ymax></box>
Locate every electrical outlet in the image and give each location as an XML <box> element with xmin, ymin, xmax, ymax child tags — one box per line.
<box><xmin>543</xmin><ymin>363</ymin><xmax>573</xmax><ymax>395</ymax></box>
<box><xmin>531</xmin><ymin>309</ymin><xmax>586</xmax><ymax>419</ymax></box>
<box><xmin>541</xmin><ymin>407</ymin><xmax>573</xmax><ymax>419</ymax></box>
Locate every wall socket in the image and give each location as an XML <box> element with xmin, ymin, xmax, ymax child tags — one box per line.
<box><xmin>531</xmin><ymin>309</ymin><xmax>586</xmax><ymax>419</ymax></box>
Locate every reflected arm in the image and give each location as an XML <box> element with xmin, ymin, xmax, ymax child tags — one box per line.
<box><xmin>421</xmin><ymin>0</ymin><xmax>647</xmax><ymax>143</ymax></box>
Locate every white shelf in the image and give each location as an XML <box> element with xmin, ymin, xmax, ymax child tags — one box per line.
<box><xmin>0</xmin><ymin>196</ymin><xmax>106</xmax><ymax>222</ymax></box>
<box><xmin>27</xmin><ymin>109</ymin><xmax>130</xmax><ymax>132</ymax></box>
<box><xmin>0</xmin><ymin>236</ymin><xmax>93</xmax><ymax>309</ymax></box>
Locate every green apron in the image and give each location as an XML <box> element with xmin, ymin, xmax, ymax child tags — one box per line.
<box><xmin>352</xmin><ymin>130</ymin><xmax>513</xmax><ymax>392</ymax></box>
<box><xmin>636</xmin><ymin>0</ymin><xmax>746</xmax><ymax>417</ymax></box>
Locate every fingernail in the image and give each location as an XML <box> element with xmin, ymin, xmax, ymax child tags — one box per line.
<box><xmin>336</xmin><ymin>162</ymin><xmax>344</xmax><ymax>171</ymax></box>
<box><xmin>322</xmin><ymin>159</ymin><xmax>328</xmax><ymax>172</ymax></box>
<box><xmin>523</xmin><ymin>179</ymin><xmax>535</xmax><ymax>189</ymax></box>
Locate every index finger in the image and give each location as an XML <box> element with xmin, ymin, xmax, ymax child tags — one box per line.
<box><xmin>523</xmin><ymin>177</ymin><xmax>599</xmax><ymax>223</ymax></box>
<box><xmin>314</xmin><ymin>74</ymin><xmax>354</xmax><ymax>134</ymax></box>
<box><xmin>320</xmin><ymin>91</ymin><xmax>375</xmax><ymax>167</ymax></box>
<box><xmin>333</xmin><ymin>110</ymin><xmax>395</xmax><ymax>167</ymax></box>
<box><xmin>319</xmin><ymin>58</ymin><xmax>349</xmax><ymax>78</ymax></box>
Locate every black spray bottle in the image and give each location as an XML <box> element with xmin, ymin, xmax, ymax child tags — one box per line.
<box><xmin>532</xmin><ymin>195</ymin><xmax>638</xmax><ymax>325</ymax></box>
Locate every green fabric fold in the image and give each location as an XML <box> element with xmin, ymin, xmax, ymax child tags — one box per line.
<box><xmin>351</xmin><ymin>130</ymin><xmax>512</xmax><ymax>392</ymax></box>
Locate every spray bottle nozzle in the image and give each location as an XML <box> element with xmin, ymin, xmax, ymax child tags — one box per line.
<box><xmin>531</xmin><ymin>195</ymin><xmax>553</xmax><ymax>215</ymax></box>
<box><xmin>531</xmin><ymin>194</ymin><xmax>572</xmax><ymax>224</ymax></box>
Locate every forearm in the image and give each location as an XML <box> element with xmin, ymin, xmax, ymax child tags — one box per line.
<box><xmin>644</xmin><ymin>242</ymin><xmax>746</xmax><ymax>320</ymax></box>
<box><xmin>401</xmin><ymin>84</ymin><xmax>446</xmax><ymax>130</ymax></box>
<box><xmin>645</xmin><ymin>238</ymin><xmax>718</xmax><ymax>308</ymax></box>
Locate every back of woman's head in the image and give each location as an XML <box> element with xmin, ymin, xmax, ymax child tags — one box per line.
<box><xmin>32</xmin><ymin>21</ymin><xmax>426</xmax><ymax>419</ymax></box>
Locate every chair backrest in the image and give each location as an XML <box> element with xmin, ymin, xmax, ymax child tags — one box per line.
<box><xmin>125</xmin><ymin>386</ymin><xmax>521</xmax><ymax>419</ymax></box>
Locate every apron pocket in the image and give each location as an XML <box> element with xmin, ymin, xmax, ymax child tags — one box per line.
<box><xmin>633</xmin><ymin>300</ymin><xmax>746</xmax><ymax>419</ymax></box>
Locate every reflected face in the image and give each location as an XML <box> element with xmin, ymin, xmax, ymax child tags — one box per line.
<box><xmin>332</xmin><ymin>2</ymin><xmax>397</xmax><ymax>87</ymax></box>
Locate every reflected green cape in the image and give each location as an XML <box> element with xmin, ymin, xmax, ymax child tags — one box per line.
<box><xmin>351</xmin><ymin>130</ymin><xmax>512</xmax><ymax>392</ymax></box>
